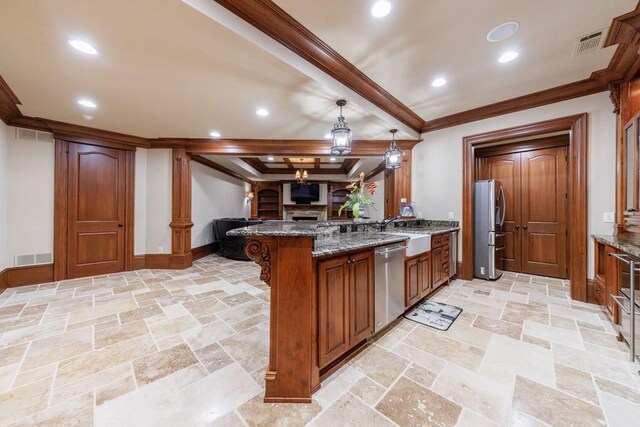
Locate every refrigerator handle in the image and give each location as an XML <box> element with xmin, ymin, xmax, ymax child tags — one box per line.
<box><xmin>499</xmin><ymin>186</ymin><xmax>506</xmax><ymax>226</ymax></box>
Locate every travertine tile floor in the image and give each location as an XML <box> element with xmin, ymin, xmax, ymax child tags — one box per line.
<box><xmin>1</xmin><ymin>254</ymin><xmax>640</xmax><ymax>426</ymax></box>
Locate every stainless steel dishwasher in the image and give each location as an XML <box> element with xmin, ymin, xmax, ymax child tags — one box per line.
<box><xmin>374</xmin><ymin>242</ymin><xmax>407</xmax><ymax>333</ymax></box>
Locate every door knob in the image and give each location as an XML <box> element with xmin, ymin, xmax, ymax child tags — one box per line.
<box><xmin>523</xmin><ymin>225</ymin><xmax>528</xmax><ymax>230</ymax></box>
<box><xmin>515</xmin><ymin>225</ymin><xmax>520</xmax><ymax>230</ymax></box>
<box><xmin>118</xmin><ymin>224</ymin><xmax>123</xmax><ymax>228</ymax></box>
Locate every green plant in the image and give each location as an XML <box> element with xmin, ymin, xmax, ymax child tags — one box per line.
<box><xmin>338</xmin><ymin>172</ymin><xmax>379</xmax><ymax>219</ymax></box>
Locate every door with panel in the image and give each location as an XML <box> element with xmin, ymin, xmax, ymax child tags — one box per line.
<box><xmin>520</xmin><ymin>146</ymin><xmax>568</xmax><ymax>278</ymax></box>
<box><xmin>481</xmin><ymin>153</ymin><xmax>522</xmax><ymax>272</ymax></box>
<box><xmin>317</xmin><ymin>256</ymin><xmax>349</xmax><ymax>368</ymax></box>
<box><xmin>405</xmin><ymin>256</ymin><xmax>421</xmax><ymax>307</ymax></box>
<box><xmin>66</xmin><ymin>143</ymin><xmax>127</xmax><ymax>279</ymax></box>
<box><xmin>349</xmin><ymin>251</ymin><xmax>374</xmax><ymax>346</ymax></box>
<box><xmin>418</xmin><ymin>252</ymin><xmax>432</xmax><ymax>297</ymax></box>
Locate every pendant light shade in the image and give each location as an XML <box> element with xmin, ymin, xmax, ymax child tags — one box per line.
<box><xmin>330</xmin><ymin>99</ymin><xmax>352</xmax><ymax>155</ymax></box>
<box><xmin>385</xmin><ymin>129</ymin><xmax>403</xmax><ymax>169</ymax></box>
<box><xmin>295</xmin><ymin>159</ymin><xmax>309</xmax><ymax>184</ymax></box>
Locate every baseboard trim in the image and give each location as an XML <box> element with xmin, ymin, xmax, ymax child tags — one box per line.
<box><xmin>192</xmin><ymin>243</ymin><xmax>215</xmax><ymax>261</ymax></box>
<box><xmin>0</xmin><ymin>264</ymin><xmax>54</xmax><ymax>289</ymax></box>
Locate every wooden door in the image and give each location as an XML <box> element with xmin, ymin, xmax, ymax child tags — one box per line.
<box><xmin>349</xmin><ymin>251</ymin><xmax>374</xmax><ymax>346</ymax></box>
<box><xmin>481</xmin><ymin>153</ymin><xmax>522</xmax><ymax>272</ymax></box>
<box><xmin>405</xmin><ymin>256</ymin><xmax>420</xmax><ymax>307</ymax></box>
<box><xmin>317</xmin><ymin>256</ymin><xmax>349</xmax><ymax>368</ymax></box>
<box><xmin>67</xmin><ymin>143</ymin><xmax>126</xmax><ymax>278</ymax></box>
<box><xmin>419</xmin><ymin>253</ymin><xmax>432</xmax><ymax>297</ymax></box>
<box><xmin>432</xmin><ymin>247</ymin><xmax>443</xmax><ymax>287</ymax></box>
<box><xmin>521</xmin><ymin>147</ymin><xmax>568</xmax><ymax>278</ymax></box>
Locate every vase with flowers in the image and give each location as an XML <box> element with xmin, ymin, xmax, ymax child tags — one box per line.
<box><xmin>338</xmin><ymin>172</ymin><xmax>379</xmax><ymax>219</ymax></box>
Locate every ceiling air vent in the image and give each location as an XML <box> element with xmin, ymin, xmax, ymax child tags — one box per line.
<box><xmin>574</xmin><ymin>28</ymin><xmax>607</xmax><ymax>55</ymax></box>
<box><xmin>15</xmin><ymin>127</ymin><xmax>53</xmax><ymax>142</ymax></box>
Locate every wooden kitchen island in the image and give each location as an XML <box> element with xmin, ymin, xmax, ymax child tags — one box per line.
<box><xmin>227</xmin><ymin>221</ymin><xmax>457</xmax><ymax>403</ymax></box>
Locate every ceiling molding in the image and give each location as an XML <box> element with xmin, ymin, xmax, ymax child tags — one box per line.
<box><xmin>240</xmin><ymin>157</ymin><xmax>268</xmax><ymax>173</ymax></box>
<box><xmin>191</xmin><ymin>154</ymin><xmax>254</xmax><ymax>184</ymax></box>
<box><xmin>283</xmin><ymin>157</ymin><xmax>295</xmax><ymax>169</ymax></box>
<box><xmin>168</xmin><ymin>138</ymin><xmax>420</xmax><ymax>156</ymax></box>
<box><xmin>421</xmin><ymin>78</ymin><xmax>606</xmax><ymax>133</ymax></box>
<box><xmin>0</xmin><ymin>74</ymin><xmax>22</xmax><ymax>124</ymax></box>
<box><xmin>211</xmin><ymin>0</ymin><xmax>424</xmax><ymax>133</ymax></box>
<box><xmin>340</xmin><ymin>158</ymin><xmax>359</xmax><ymax>174</ymax></box>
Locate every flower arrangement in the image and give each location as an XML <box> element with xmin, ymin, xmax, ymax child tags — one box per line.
<box><xmin>338</xmin><ymin>172</ymin><xmax>379</xmax><ymax>219</ymax></box>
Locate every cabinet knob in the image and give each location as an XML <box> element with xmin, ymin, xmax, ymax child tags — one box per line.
<box><xmin>523</xmin><ymin>225</ymin><xmax>528</xmax><ymax>230</ymax></box>
<box><xmin>515</xmin><ymin>225</ymin><xmax>520</xmax><ymax>230</ymax></box>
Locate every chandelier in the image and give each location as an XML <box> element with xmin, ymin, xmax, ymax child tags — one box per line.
<box><xmin>330</xmin><ymin>99</ymin><xmax>352</xmax><ymax>155</ymax></box>
<box><xmin>384</xmin><ymin>129</ymin><xmax>403</xmax><ymax>169</ymax></box>
<box><xmin>295</xmin><ymin>159</ymin><xmax>309</xmax><ymax>184</ymax></box>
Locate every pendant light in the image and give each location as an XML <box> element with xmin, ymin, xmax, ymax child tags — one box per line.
<box><xmin>295</xmin><ymin>159</ymin><xmax>309</xmax><ymax>184</ymax></box>
<box><xmin>384</xmin><ymin>129</ymin><xmax>403</xmax><ymax>169</ymax></box>
<box><xmin>330</xmin><ymin>99</ymin><xmax>352</xmax><ymax>155</ymax></box>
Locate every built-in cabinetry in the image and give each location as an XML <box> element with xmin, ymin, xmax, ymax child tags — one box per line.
<box><xmin>317</xmin><ymin>249</ymin><xmax>374</xmax><ymax>368</ymax></box>
<box><xmin>404</xmin><ymin>232</ymin><xmax>451</xmax><ymax>308</ymax></box>
<box><xmin>594</xmin><ymin>241</ymin><xmax>620</xmax><ymax>323</ymax></box>
<box><xmin>251</xmin><ymin>182</ymin><xmax>283</xmax><ymax>220</ymax></box>
<box><xmin>327</xmin><ymin>182</ymin><xmax>352</xmax><ymax>219</ymax></box>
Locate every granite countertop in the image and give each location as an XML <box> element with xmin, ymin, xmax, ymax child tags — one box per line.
<box><xmin>593</xmin><ymin>234</ymin><xmax>640</xmax><ymax>258</ymax></box>
<box><xmin>227</xmin><ymin>222</ymin><xmax>318</xmax><ymax>237</ymax></box>
<box><xmin>385</xmin><ymin>226</ymin><xmax>460</xmax><ymax>235</ymax></box>
<box><xmin>313</xmin><ymin>233</ymin><xmax>409</xmax><ymax>257</ymax></box>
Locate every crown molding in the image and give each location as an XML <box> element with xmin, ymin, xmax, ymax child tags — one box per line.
<box><xmin>191</xmin><ymin>154</ymin><xmax>255</xmax><ymax>184</ymax></box>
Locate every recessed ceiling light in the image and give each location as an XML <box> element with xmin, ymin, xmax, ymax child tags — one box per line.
<box><xmin>267</xmin><ymin>156</ymin><xmax>275</xmax><ymax>161</ymax></box>
<box><xmin>67</xmin><ymin>39</ymin><xmax>98</xmax><ymax>55</ymax></box>
<box><xmin>371</xmin><ymin>1</ymin><xmax>392</xmax><ymax>18</ymax></box>
<box><xmin>256</xmin><ymin>108</ymin><xmax>269</xmax><ymax>117</ymax></box>
<box><xmin>330</xmin><ymin>157</ymin><xmax>336</xmax><ymax>161</ymax></box>
<box><xmin>324</xmin><ymin>133</ymin><xmax>332</xmax><ymax>139</ymax></box>
<box><xmin>209</xmin><ymin>131</ymin><xmax>221</xmax><ymax>138</ymax></box>
<box><xmin>431</xmin><ymin>78</ymin><xmax>447</xmax><ymax>87</ymax></box>
<box><xmin>498</xmin><ymin>51</ymin><xmax>519</xmax><ymax>63</ymax></box>
<box><xmin>77</xmin><ymin>99</ymin><xmax>97</xmax><ymax>108</ymax></box>
<box><xmin>81</xmin><ymin>114</ymin><xmax>93</xmax><ymax>121</ymax></box>
<box><xmin>487</xmin><ymin>22</ymin><xmax>519</xmax><ymax>42</ymax></box>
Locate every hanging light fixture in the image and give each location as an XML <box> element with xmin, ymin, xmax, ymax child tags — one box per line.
<box><xmin>384</xmin><ymin>129</ymin><xmax>403</xmax><ymax>169</ymax></box>
<box><xmin>294</xmin><ymin>159</ymin><xmax>309</xmax><ymax>184</ymax></box>
<box><xmin>330</xmin><ymin>99</ymin><xmax>352</xmax><ymax>155</ymax></box>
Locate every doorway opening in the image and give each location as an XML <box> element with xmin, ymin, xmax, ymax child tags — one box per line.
<box><xmin>476</xmin><ymin>135</ymin><xmax>569</xmax><ymax>278</ymax></box>
<box><xmin>461</xmin><ymin>114</ymin><xmax>588</xmax><ymax>301</ymax></box>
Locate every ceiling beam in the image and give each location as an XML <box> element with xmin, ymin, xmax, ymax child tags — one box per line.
<box><xmin>314</xmin><ymin>158</ymin><xmax>320</xmax><ymax>168</ymax></box>
<box><xmin>340</xmin><ymin>158</ymin><xmax>359</xmax><ymax>174</ymax></box>
<box><xmin>240</xmin><ymin>157</ymin><xmax>268</xmax><ymax>173</ymax></box>
<box><xmin>365</xmin><ymin>161</ymin><xmax>386</xmax><ymax>181</ymax></box>
<box><xmin>0</xmin><ymin>74</ymin><xmax>22</xmax><ymax>124</ymax></box>
<box><xmin>261</xmin><ymin>168</ymin><xmax>344</xmax><ymax>175</ymax></box>
<box><xmin>191</xmin><ymin>154</ymin><xmax>254</xmax><ymax>184</ymax></box>
<box><xmin>283</xmin><ymin>157</ymin><xmax>295</xmax><ymax>169</ymax></box>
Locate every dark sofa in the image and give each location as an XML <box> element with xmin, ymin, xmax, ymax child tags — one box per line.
<box><xmin>212</xmin><ymin>218</ymin><xmax>262</xmax><ymax>260</ymax></box>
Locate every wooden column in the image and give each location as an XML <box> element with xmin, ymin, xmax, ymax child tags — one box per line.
<box><xmin>384</xmin><ymin>149</ymin><xmax>412</xmax><ymax>218</ymax></box>
<box><xmin>170</xmin><ymin>148</ymin><xmax>193</xmax><ymax>269</ymax></box>
<box><xmin>245</xmin><ymin>236</ymin><xmax>316</xmax><ymax>403</ymax></box>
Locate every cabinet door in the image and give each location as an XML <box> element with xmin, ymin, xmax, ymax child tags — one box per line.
<box><xmin>405</xmin><ymin>256</ymin><xmax>421</xmax><ymax>307</ymax></box>
<box><xmin>419</xmin><ymin>253</ymin><xmax>432</xmax><ymax>297</ymax></box>
<box><xmin>605</xmin><ymin>245</ymin><xmax>619</xmax><ymax>320</ymax></box>
<box><xmin>349</xmin><ymin>251</ymin><xmax>374</xmax><ymax>346</ymax></box>
<box><xmin>317</xmin><ymin>256</ymin><xmax>349</xmax><ymax>368</ymax></box>
<box><xmin>432</xmin><ymin>247</ymin><xmax>443</xmax><ymax>287</ymax></box>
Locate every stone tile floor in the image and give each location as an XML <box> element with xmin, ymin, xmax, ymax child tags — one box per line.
<box><xmin>0</xmin><ymin>254</ymin><xmax>639</xmax><ymax>426</ymax></box>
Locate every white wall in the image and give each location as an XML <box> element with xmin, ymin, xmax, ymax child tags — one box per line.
<box><xmin>134</xmin><ymin>148</ymin><xmax>148</xmax><ymax>255</ymax></box>
<box><xmin>143</xmin><ymin>149</ymin><xmax>173</xmax><ymax>254</ymax></box>
<box><xmin>0</xmin><ymin>122</ymin><xmax>8</xmax><ymax>270</ymax></box>
<box><xmin>191</xmin><ymin>161</ymin><xmax>251</xmax><ymax>248</ymax></box>
<box><xmin>412</xmin><ymin>92</ymin><xmax>616</xmax><ymax>278</ymax></box>
<box><xmin>368</xmin><ymin>172</ymin><xmax>385</xmax><ymax>220</ymax></box>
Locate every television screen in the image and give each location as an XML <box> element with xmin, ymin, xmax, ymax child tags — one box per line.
<box><xmin>291</xmin><ymin>183</ymin><xmax>320</xmax><ymax>204</ymax></box>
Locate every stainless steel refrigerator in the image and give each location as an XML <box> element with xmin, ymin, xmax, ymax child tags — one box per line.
<box><xmin>474</xmin><ymin>179</ymin><xmax>505</xmax><ymax>280</ymax></box>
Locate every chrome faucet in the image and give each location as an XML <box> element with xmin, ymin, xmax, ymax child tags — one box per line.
<box><xmin>380</xmin><ymin>216</ymin><xmax>402</xmax><ymax>231</ymax></box>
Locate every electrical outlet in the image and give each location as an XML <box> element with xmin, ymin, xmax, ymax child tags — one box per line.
<box><xmin>158</xmin><ymin>246</ymin><xmax>164</xmax><ymax>253</ymax></box>
<box><xmin>603</xmin><ymin>212</ymin><xmax>615</xmax><ymax>223</ymax></box>
<box><xmin>448</xmin><ymin>212</ymin><xmax>455</xmax><ymax>220</ymax></box>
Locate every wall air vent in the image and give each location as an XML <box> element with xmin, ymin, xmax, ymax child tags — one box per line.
<box><xmin>15</xmin><ymin>127</ymin><xmax>53</xmax><ymax>142</ymax></box>
<box><xmin>574</xmin><ymin>28</ymin><xmax>607</xmax><ymax>55</ymax></box>
<box><xmin>14</xmin><ymin>252</ymin><xmax>53</xmax><ymax>267</ymax></box>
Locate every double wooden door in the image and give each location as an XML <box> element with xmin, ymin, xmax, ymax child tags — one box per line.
<box><xmin>66</xmin><ymin>143</ymin><xmax>128</xmax><ymax>278</ymax></box>
<box><xmin>480</xmin><ymin>145</ymin><xmax>568</xmax><ymax>278</ymax></box>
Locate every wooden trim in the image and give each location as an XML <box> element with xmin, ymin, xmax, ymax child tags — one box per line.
<box><xmin>364</xmin><ymin>161</ymin><xmax>385</xmax><ymax>181</ymax></box>
<box><xmin>461</xmin><ymin>114</ymin><xmax>588</xmax><ymax>301</ymax></box>
<box><xmin>240</xmin><ymin>157</ymin><xmax>268</xmax><ymax>173</ymax></box>
<box><xmin>168</xmin><ymin>138</ymin><xmax>420</xmax><ymax>155</ymax></box>
<box><xmin>586</xmin><ymin>278</ymin><xmax>598</xmax><ymax>305</ymax></box>
<box><xmin>0</xmin><ymin>73</ymin><xmax>22</xmax><ymax>124</ymax></box>
<box><xmin>192</xmin><ymin>243</ymin><xmax>216</xmax><ymax>261</ymax></box>
<box><xmin>170</xmin><ymin>148</ymin><xmax>194</xmax><ymax>269</ymax></box>
<box><xmin>212</xmin><ymin>0</ymin><xmax>424</xmax><ymax>133</ymax></box>
<box><xmin>191</xmin><ymin>154</ymin><xmax>255</xmax><ymax>184</ymax></box>
<box><xmin>475</xmin><ymin>134</ymin><xmax>570</xmax><ymax>158</ymax></box>
<box><xmin>0</xmin><ymin>264</ymin><xmax>54</xmax><ymax>288</ymax></box>
<box><xmin>340</xmin><ymin>158</ymin><xmax>359</xmax><ymax>174</ymax></box>
<box><xmin>53</xmin><ymin>139</ymin><xmax>136</xmax><ymax>281</ymax></box>
<box><xmin>423</xmin><ymin>79</ymin><xmax>605</xmax><ymax>133</ymax></box>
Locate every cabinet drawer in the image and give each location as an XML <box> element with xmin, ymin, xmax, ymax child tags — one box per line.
<box><xmin>432</xmin><ymin>233</ymin><xmax>450</xmax><ymax>248</ymax></box>
<box><xmin>593</xmin><ymin>281</ymin><xmax>605</xmax><ymax>306</ymax></box>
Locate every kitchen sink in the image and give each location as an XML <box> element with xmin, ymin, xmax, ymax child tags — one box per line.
<box><xmin>387</xmin><ymin>232</ymin><xmax>431</xmax><ymax>257</ymax></box>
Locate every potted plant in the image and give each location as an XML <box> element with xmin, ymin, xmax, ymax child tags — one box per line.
<box><xmin>338</xmin><ymin>172</ymin><xmax>379</xmax><ymax>219</ymax></box>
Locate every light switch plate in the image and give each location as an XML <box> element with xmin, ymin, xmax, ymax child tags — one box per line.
<box><xmin>603</xmin><ymin>212</ymin><xmax>614</xmax><ymax>223</ymax></box>
<box><xmin>448</xmin><ymin>212</ymin><xmax>455</xmax><ymax>219</ymax></box>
